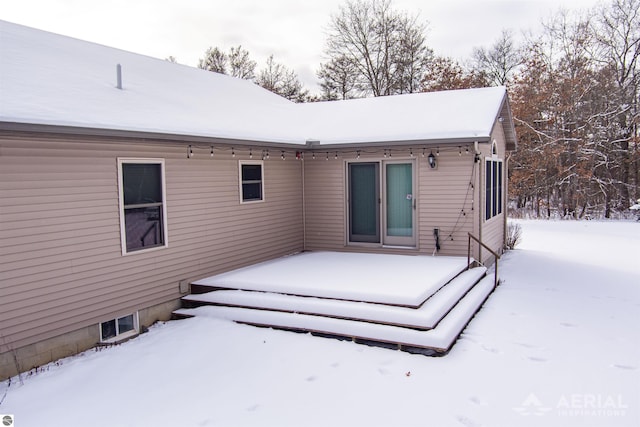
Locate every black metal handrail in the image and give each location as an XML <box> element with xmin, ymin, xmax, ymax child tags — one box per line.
<box><xmin>467</xmin><ymin>233</ymin><xmax>500</xmax><ymax>288</ymax></box>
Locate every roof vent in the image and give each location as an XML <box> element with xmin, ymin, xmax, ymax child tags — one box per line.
<box><xmin>116</xmin><ymin>64</ymin><xmax>123</xmax><ymax>89</ymax></box>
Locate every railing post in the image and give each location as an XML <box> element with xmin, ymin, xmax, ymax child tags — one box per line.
<box><xmin>468</xmin><ymin>232</ymin><xmax>501</xmax><ymax>288</ymax></box>
<box><xmin>467</xmin><ymin>234</ymin><xmax>472</xmax><ymax>270</ymax></box>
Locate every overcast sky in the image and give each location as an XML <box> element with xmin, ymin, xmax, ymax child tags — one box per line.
<box><xmin>2</xmin><ymin>0</ymin><xmax>603</xmax><ymax>91</ymax></box>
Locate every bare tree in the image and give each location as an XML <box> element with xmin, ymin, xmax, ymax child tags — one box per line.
<box><xmin>472</xmin><ymin>29</ymin><xmax>522</xmax><ymax>86</ymax></box>
<box><xmin>593</xmin><ymin>0</ymin><xmax>640</xmax><ymax>204</ymax></box>
<box><xmin>256</xmin><ymin>55</ymin><xmax>308</xmax><ymax>102</ymax></box>
<box><xmin>198</xmin><ymin>45</ymin><xmax>256</xmax><ymax>79</ymax></box>
<box><xmin>228</xmin><ymin>45</ymin><xmax>257</xmax><ymax>80</ymax></box>
<box><xmin>394</xmin><ymin>13</ymin><xmax>432</xmax><ymax>93</ymax></box>
<box><xmin>421</xmin><ymin>56</ymin><xmax>489</xmax><ymax>92</ymax></box>
<box><xmin>317</xmin><ymin>55</ymin><xmax>361</xmax><ymax>100</ymax></box>
<box><xmin>509</xmin><ymin>3</ymin><xmax>639</xmax><ymax>219</ymax></box>
<box><xmin>198</xmin><ymin>46</ymin><xmax>227</xmax><ymax>74</ymax></box>
<box><xmin>323</xmin><ymin>0</ymin><xmax>430</xmax><ymax>97</ymax></box>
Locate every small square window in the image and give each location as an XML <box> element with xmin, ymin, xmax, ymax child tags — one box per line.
<box><xmin>239</xmin><ymin>161</ymin><xmax>264</xmax><ymax>203</ymax></box>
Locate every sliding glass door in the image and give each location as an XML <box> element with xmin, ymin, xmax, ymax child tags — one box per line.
<box><xmin>348</xmin><ymin>163</ymin><xmax>380</xmax><ymax>243</ymax></box>
<box><xmin>384</xmin><ymin>162</ymin><xmax>415</xmax><ymax>246</ymax></box>
<box><xmin>347</xmin><ymin>160</ymin><xmax>415</xmax><ymax>247</ymax></box>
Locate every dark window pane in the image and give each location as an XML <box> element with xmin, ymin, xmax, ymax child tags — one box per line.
<box><xmin>485</xmin><ymin>160</ymin><xmax>492</xmax><ymax>220</ymax></box>
<box><xmin>492</xmin><ymin>161</ymin><xmax>498</xmax><ymax>217</ymax></box>
<box><xmin>101</xmin><ymin>319</ymin><xmax>116</xmax><ymax>340</ymax></box>
<box><xmin>242</xmin><ymin>164</ymin><xmax>262</xmax><ymax>181</ymax></box>
<box><xmin>124</xmin><ymin>206</ymin><xmax>163</xmax><ymax>251</ymax></box>
<box><xmin>123</xmin><ymin>163</ymin><xmax>162</xmax><ymax>205</ymax></box>
<box><xmin>118</xmin><ymin>315</ymin><xmax>135</xmax><ymax>334</ymax></box>
<box><xmin>497</xmin><ymin>162</ymin><xmax>503</xmax><ymax>214</ymax></box>
<box><xmin>242</xmin><ymin>183</ymin><xmax>262</xmax><ymax>201</ymax></box>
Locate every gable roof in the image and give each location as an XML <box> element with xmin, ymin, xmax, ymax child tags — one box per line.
<box><xmin>0</xmin><ymin>20</ymin><xmax>296</xmax><ymax>144</ymax></box>
<box><xmin>0</xmin><ymin>20</ymin><xmax>516</xmax><ymax>150</ymax></box>
<box><xmin>300</xmin><ymin>87</ymin><xmax>512</xmax><ymax>147</ymax></box>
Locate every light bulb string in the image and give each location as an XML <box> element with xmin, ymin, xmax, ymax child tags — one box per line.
<box><xmin>185</xmin><ymin>144</ymin><xmax>472</xmax><ymax>160</ymax></box>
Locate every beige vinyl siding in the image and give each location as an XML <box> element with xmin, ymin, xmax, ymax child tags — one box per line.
<box><xmin>303</xmin><ymin>145</ymin><xmax>479</xmax><ymax>256</ymax></box>
<box><xmin>0</xmin><ymin>133</ymin><xmax>303</xmax><ymax>351</ymax></box>
<box><xmin>303</xmin><ymin>156</ymin><xmax>345</xmax><ymax>250</ymax></box>
<box><xmin>419</xmin><ymin>149</ymin><xmax>478</xmax><ymax>256</ymax></box>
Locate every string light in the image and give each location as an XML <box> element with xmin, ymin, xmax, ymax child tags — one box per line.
<box><xmin>183</xmin><ymin>146</ymin><xmax>470</xmax><ymax>162</ymax></box>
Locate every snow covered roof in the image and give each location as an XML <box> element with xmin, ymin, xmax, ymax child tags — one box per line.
<box><xmin>0</xmin><ymin>20</ymin><xmax>517</xmax><ymax>149</ymax></box>
<box><xmin>0</xmin><ymin>20</ymin><xmax>297</xmax><ymax>144</ymax></box>
<box><xmin>300</xmin><ymin>87</ymin><xmax>514</xmax><ymax>146</ymax></box>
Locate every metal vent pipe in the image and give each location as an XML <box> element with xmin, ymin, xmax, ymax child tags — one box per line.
<box><xmin>116</xmin><ymin>64</ymin><xmax>122</xmax><ymax>89</ymax></box>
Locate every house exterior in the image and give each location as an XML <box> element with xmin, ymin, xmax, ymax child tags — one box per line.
<box><xmin>0</xmin><ymin>21</ymin><xmax>517</xmax><ymax>379</ymax></box>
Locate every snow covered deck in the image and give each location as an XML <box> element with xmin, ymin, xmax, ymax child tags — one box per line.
<box><xmin>177</xmin><ymin>252</ymin><xmax>496</xmax><ymax>354</ymax></box>
<box><xmin>191</xmin><ymin>252</ymin><xmax>470</xmax><ymax>307</ymax></box>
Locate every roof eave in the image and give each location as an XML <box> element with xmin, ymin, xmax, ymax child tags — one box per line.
<box><xmin>308</xmin><ymin>136</ymin><xmax>491</xmax><ymax>150</ymax></box>
<box><xmin>0</xmin><ymin>121</ymin><xmax>498</xmax><ymax>151</ymax></box>
<box><xmin>0</xmin><ymin>121</ymin><xmax>307</xmax><ymax>149</ymax></box>
<box><xmin>496</xmin><ymin>94</ymin><xmax>518</xmax><ymax>151</ymax></box>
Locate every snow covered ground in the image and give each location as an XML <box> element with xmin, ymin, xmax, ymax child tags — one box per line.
<box><xmin>2</xmin><ymin>220</ymin><xmax>639</xmax><ymax>427</ymax></box>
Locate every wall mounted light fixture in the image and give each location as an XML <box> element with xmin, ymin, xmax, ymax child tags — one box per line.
<box><xmin>428</xmin><ymin>151</ymin><xmax>437</xmax><ymax>169</ymax></box>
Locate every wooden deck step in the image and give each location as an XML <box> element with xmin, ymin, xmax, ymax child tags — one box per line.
<box><xmin>174</xmin><ymin>274</ymin><xmax>496</xmax><ymax>353</ymax></box>
<box><xmin>182</xmin><ymin>266</ymin><xmax>487</xmax><ymax>330</ymax></box>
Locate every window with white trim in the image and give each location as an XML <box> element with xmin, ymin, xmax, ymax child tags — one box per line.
<box><xmin>239</xmin><ymin>161</ymin><xmax>264</xmax><ymax>203</ymax></box>
<box><xmin>485</xmin><ymin>158</ymin><xmax>503</xmax><ymax>220</ymax></box>
<box><xmin>118</xmin><ymin>159</ymin><xmax>168</xmax><ymax>254</ymax></box>
<box><xmin>100</xmin><ymin>312</ymin><xmax>139</xmax><ymax>342</ymax></box>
